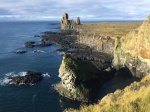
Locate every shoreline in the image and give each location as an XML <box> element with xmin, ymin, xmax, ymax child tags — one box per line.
<box><xmin>38</xmin><ymin>20</ymin><xmax>142</xmax><ymax>102</ymax></box>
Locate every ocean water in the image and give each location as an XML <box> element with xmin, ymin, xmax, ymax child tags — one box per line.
<box><xmin>0</xmin><ymin>21</ymin><xmax>80</xmax><ymax>112</ymax></box>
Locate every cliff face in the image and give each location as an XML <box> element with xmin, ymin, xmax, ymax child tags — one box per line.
<box><xmin>55</xmin><ymin>54</ymin><xmax>115</xmax><ymax>102</ymax></box>
<box><xmin>113</xmin><ymin>15</ymin><xmax>150</xmax><ymax>78</ymax></box>
<box><xmin>55</xmin><ymin>54</ymin><xmax>103</xmax><ymax>102</ymax></box>
<box><xmin>68</xmin><ymin>74</ymin><xmax>150</xmax><ymax>112</ymax></box>
<box><xmin>76</xmin><ymin>33</ymin><xmax>115</xmax><ymax>55</ymax></box>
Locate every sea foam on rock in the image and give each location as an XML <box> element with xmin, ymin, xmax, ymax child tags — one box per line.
<box><xmin>0</xmin><ymin>71</ymin><xmax>46</xmax><ymax>86</ymax></box>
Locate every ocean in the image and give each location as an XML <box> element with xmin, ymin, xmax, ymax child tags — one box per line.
<box><xmin>0</xmin><ymin>21</ymin><xmax>80</xmax><ymax>112</ymax></box>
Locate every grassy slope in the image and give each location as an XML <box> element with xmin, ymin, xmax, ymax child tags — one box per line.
<box><xmin>78</xmin><ymin>22</ymin><xmax>142</xmax><ymax>37</ymax></box>
<box><xmin>67</xmin><ymin>74</ymin><xmax>150</xmax><ymax>112</ymax></box>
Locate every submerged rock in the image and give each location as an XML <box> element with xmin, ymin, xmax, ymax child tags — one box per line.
<box><xmin>25</xmin><ymin>41</ymin><xmax>35</xmax><ymax>45</ymax></box>
<box><xmin>8</xmin><ymin>71</ymin><xmax>43</xmax><ymax>85</ymax></box>
<box><xmin>15</xmin><ymin>50</ymin><xmax>27</xmax><ymax>54</ymax></box>
<box><xmin>34</xmin><ymin>35</ymin><xmax>40</xmax><ymax>37</ymax></box>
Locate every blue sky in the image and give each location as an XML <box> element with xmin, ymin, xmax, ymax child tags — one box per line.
<box><xmin>0</xmin><ymin>0</ymin><xmax>150</xmax><ymax>21</ymax></box>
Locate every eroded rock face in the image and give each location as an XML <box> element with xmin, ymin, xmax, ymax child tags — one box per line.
<box><xmin>8</xmin><ymin>71</ymin><xmax>43</xmax><ymax>85</ymax></box>
<box><xmin>76</xmin><ymin>17</ymin><xmax>80</xmax><ymax>25</ymax></box>
<box><xmin>55</xmin><ymin>54</ymin><xmax>115</xmax><ymax>102</ymax></box>
<box><xmin>61</xmin><ymin>12</ymin><xmax>81</xmax><ymax>30</ymax></box>
<box><xmin>113</xmin><ymin>14</ymin><xmax>150</xmax><ymax>78</ymax></box>
<box><xmin>63</xmin><ymin>12</ymin><xmax>69</xmax><ymax>20</ymax></box>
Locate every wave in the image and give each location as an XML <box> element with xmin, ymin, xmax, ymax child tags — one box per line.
<box><xmin>42</xmin><ymin>73</ymin><xmax>50</xmax><ymax>78</ymax></box>
<box><xmin>33</xmin><ymin>50</ymin><xmax>44</xmax><ymax>53</ymax></box>
<box><xmin>0</xmin><ymin>71</ymin><xmax>50</xmax><ymax>86</ymax></box>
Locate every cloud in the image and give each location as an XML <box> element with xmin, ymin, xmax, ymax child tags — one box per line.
<box><xmin>0</xmin><ymin>0</ymin><xmax>149</xmax><ymax>20</ymax></box>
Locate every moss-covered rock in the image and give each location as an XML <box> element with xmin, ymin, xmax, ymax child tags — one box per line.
<box><xmin>55</xmin><ymin>54</ymin><xmax>113</xmax><ymax>102</ymax></box>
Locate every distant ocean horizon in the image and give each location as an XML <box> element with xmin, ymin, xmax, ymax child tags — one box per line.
<box><xmin>0</xmin><ymin>19</ymin><xmax>144</xmax><ymax>23</ymax></box>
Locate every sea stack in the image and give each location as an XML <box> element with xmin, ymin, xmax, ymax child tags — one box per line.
<box><xmin>60</xmin><ymin>12</ymin><xmax>81</xmax><ymax>30</ymax></box>
<box><xmin>76</xmin><ymin>17</ymin><xmax>80</xmax><ymax>25</ymax></box>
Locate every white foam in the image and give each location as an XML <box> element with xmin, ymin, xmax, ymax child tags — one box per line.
<box><xmin>33</xmin><ymin>50</ymin><xmax>44</xmax><ymax>53</ymax></box>
<box><xmin>0</xmin><ymin>72</ymin><xmax>50</xmax><ymax>86</ymax></box>
<box><xmin>42</xmin><ymin>73</ymin><xmax>50</xmax><ymax>79</ymax></box>
<box><xmin>0</xmin><ymin>77</ymin><xmax>12</xmax><ymax>86</ymax></box>
<box><xmin>0</xmin><ymin>72</ymin><xmax>27</xmax><ymax>86</ymax></box>
<box><xmin>5</xmin><ymin>72</ymin><xmax>27</xmax><ymax>77</ymax></box>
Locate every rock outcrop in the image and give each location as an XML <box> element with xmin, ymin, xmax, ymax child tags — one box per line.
<box><xmin>15</xmin><ymin>50</ymin><xmax>27</xmax><ymax>54</ymax></box>
<box><xmin>76</xmin><ymin>17</ymin><xmax>80</xmax><ymax>25</ymax></box>
<box><xmin>55</xmin><ymin>54</ymin><xmax>115</xmax><ymax>102</ymax></box>
<box><xmin>76</xmin><ymin>33</ymin><xmax>115</xmax><ymax>55</ymax></box>
<box><xmin>8</xmin><ymin>71</ymin><xmax>43</xmax><ymax>85</ymax></box>
<box><xmin>113</xmin><ymin>14</ymin><xmax>150</xmax><ymax>78</ymax></box>
<box><xmin>61</xmin><ymin>12</ymin><xmax>81</xmax><ymax>30</ymax></box>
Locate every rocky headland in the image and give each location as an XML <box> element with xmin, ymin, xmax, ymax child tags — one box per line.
<box><xmin>32</xmin><ymin>12</ymin><xmax>144</xmax><ymax>103</ymax></box>
<box><xmin>55</xmin><ymin>54</ymin><xmax>115</xmax><ymax>102</ymax></box>
<box><xmin>66</xmin><ymin>14</ymin><xmax>150</xmax><ymax>111</ymax></box>
<box><xmin>48</xmin><ymin>12</ymin><xmax>143</xmax><ymax>102</ymax></box>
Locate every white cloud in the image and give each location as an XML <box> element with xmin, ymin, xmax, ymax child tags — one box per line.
<box><xmin>0</xmin><ymin>0</ymin><xmax>149</xmax><ymax>20</ymax></box>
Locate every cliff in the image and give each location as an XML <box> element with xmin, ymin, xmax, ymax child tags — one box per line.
<box><xmin>55</xmin><ymin>54</ymin><xmax>115</xmax><ymax>102</ymax></box>
<box><xmin>75</xmin><ymin>22</ymin><xmax>141</xmax><ymax>55</ymax></box>
<box><xmin>61</xmin><ymin>14</ymin><xmax>150</xmax><ymax>112</ymax></box>
<box><xmin>113</xmin><ymin>14</ymin><xmax>150</xmax><ymax>77</ymax></box>
<box><xmin>67</xmin><ymin>74</ymin><xmax>150</xmax><ymax>112</ymax></box>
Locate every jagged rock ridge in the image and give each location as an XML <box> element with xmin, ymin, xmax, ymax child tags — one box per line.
<box><xmin>61</xmin><ymin>12</ymin><xmax>81</xmax><ymax>30</ymax></box>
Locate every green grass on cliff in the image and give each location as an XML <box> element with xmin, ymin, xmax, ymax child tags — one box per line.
<box><xmin>63</xmin><ymin>54</ymin><xmax>100</xmax><ymax>81</ymax></box>
<box><xmin>67</xmin><ymin>74</ymin><xmax>150</xmax><ymax>112</ymax></box>
<box><xmin>78</xmin><ymin>22</ymin><xmax>142</xmax><ymax>37</ymax></box>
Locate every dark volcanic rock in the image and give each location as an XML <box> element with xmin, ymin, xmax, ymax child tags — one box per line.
<box><xmin>25</xmin><ymin>41</ymin><xmax>35</xmax><ymax>45</ymax></box>
<box><xmin>34</xmin><ymin>35</ymin><xmax>40</xmax><ymax>37</ymax></box>
<box><xmin>55</xmin><ymin>48</ymin><xmax>68</xmax><ymax>52</ymax></box>
<box><xmin>34</xmin><ymin>43</ymin><xmax>52</xmax><ymax>47</ymax></box>
<box><xmin>25</xmin><ymin>45</ymin><xmax>35</xmax><ymax>48</ymax></box>
<box><xmin>25</xmin><ymin>41</ymin><xmax>35</xmax><ymax>48</ymax></box>
<box><xmin>15</xmin><ymin>50</ymin><xmax>27</xmax><ymax>54</ymax></box>
<box><xmin>8</xmin><ymin>71</ymin><xmax>43</xmax><ymax>85</ymax></box>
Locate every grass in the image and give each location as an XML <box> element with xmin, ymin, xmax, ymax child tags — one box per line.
<box><xmin>63</xmin><ymin>54</ymin><xmax>100</xmax><ymax>81</ymax></box>
<box><xmin>67</xmin><ymin>74</ymin><xmax>150</xmax><ymax>112</ymax></box>
<box><xmin>77</xmin><ymin>22</ymin><xmax>142</xmax><ymax>37</ymax></box>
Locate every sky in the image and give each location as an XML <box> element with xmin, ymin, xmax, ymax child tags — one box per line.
<box><xmin>0</xmin><ymin>0</ymin><xmax>150</xmax><ymax>21</ymax></box>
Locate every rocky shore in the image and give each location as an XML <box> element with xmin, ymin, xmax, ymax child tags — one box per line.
<box><xmin>40</xmin><ymin>12</ymin><xmax>116</xmax><ymax>102</ymax></box>
<box><xmin>35</xmin><ymin>12</ymin><xmax>143</xmax><ymax>102</ymax></box>
<box><xmin>8</xmin><ymin>71</ymin><xmax>43</xmax><ymax>85</ymax></box>
<box><xmin>21</xmin><ymin>12</ymin><xmax>143</xmax><ymax>102</ymax></box>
